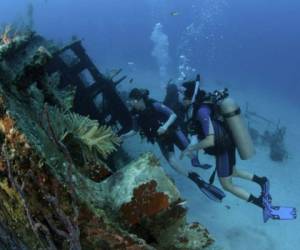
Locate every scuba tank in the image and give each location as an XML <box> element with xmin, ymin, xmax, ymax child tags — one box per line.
<box><xmin>211</xmin><ymin>89</ymin><xmax>255</xmax><ymax>160</ymax></box>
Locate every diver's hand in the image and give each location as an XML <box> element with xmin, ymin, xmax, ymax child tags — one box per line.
<box><xmin>119</xmin><ymin>130</ymin><xmax>136</xmax><ymax>142</ymax></box>
<box><xmin>180</xmin><ymin>149</ymin><xmax>190</xmax><ymax>160</ymax></box>
<box><xmin>180</xmin><ymin>150</ymin><xmax>187</xmax><ymax>160</ymax></box>
<box><xmin>119</xmin><ymin>134</ymin><xmax>125</xmax><ymax>143</ymax></box>
<box><xmin>157</xmin><ymin>125</ymin><xmax>168</xmax><ymax>135</ymax></box>
<box><xmin>180</xmin><ymin>144</ymin><xmax>196</xmax><ymax>160</ymax></box>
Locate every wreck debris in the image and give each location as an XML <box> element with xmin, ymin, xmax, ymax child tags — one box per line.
<box><xmin>245</xmin><ymin>105</ymin><xmax>288</xmax><ymax>162</ymax></box>
<box><xmin>109</xmin><ymin>68</ymin><xmax>122</xmax><ymax>80</ymax></box>
<box><xmin>100</xmin><ymin>153</ymin><xmax>214</xmax><ymax>249</ymax></box>
<box><xmin>44</xmin><ymin>104</ymin><xmax>81</xmax><ymax>250</ymax></box>
<box><xmin>261</xmin><ymin>126</ymin><xmax>288</xmax><ymax>162</ymax></box>
<box><xmin>45</xmin><ymin>38</ymin><xmax>132</xmax><ymax>169</ymax></box>
<box><xmin>2</xmin><ymin>145</ymin><xmax>40</xmax><ymax>241</ymax></box>
<box><xmin>0</xmin><ymin>30</ymin><xmax>34</xmax><ymax>59</ymax></box>
<box><xmin>115</xmin><ymin>75</ymin><xmax>128</xmax><ymax>86</ymax></box>
<box><xmin>15</xmin><ymin>46</ymin><xmax>53</xmax><ymax>91</ymax></box>
<box><xmin>0</xmin><ymin>30</ymin><xmax>215</xmax><ymax>250</ymax></box>
<box><xmin>46</xmin><ymin>40</ymin><xmax>133</xmax><ymax>135</ymax></box>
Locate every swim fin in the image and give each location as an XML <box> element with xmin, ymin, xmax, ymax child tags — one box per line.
<box><xmin>269</xmin><ymin>206</ymin><xmax>297</xmax><ymax>220</ymax></box>
<box><xmin>200</xmin><ymin>181</ymin><xmax>226</xmax><ymax>202</ymax></box>
<box><xmin>263</xmin><ymin>200</ymin><xmax>297</xmax><ymax>222</ymax></box>
<box><xmin>188</xmin><ymin>172</ymin><xmax>225</xmax><ymax>202</ymax></box>
<box><xmin>262</xmin><ymin>178</ymin><xmax>297</xmax><ymax>222</ymax></box>
<box><xmin>261</xmin><ymin>177</ymin><xmax>272</xmax><ymax>201</ymax></box>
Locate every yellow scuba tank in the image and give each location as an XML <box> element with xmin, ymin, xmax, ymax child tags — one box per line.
<box><xmin>217</xmin><ymin>92</ymin><xmax>255</xmax><ymax>160</ymax></box>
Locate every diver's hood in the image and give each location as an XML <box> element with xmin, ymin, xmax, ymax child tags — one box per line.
<box><xmin>129</xmin><ymin>88</ymin><xmax>149</xmax><ymax>100</ymax></box>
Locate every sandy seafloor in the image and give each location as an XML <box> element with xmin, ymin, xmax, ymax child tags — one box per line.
<box><xmin>119</xmin><ymin>69</ymin><xmax>300</xmax><ymax>250</ymax></box>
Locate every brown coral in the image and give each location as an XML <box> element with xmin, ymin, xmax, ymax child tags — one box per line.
<box><xmin>120</xmin><ymin>180</ymin><xmax>170</xmax><ymax>225</ymax></box>
<box><xmin>0</xmin><ymin>115</ymin><xmax>14</xmax><ymax>134</ymax></box>
<box><xmin>79</xmin><ymin>206</ymin><xmax>150</xmax><ymax>250</ymax></box>
<box><xmin>85</xmin><ymin>162</ymin><xmax>112</xmax><ymax>182</ymax></box>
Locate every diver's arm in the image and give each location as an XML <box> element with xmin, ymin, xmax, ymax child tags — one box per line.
<box><xmin>180</xmin><ymin>134</ymin><xmax>214</xmax><ymax>160</ymax></box>
<box><xmin>162</xmin><ymin>113</ymin><xmax>177</xmax><ymax>130</ymax></box>
<box><xmin>190</xmin><ymin>134</ymin><xmax>198</xmax><ymax>145</ymax></box>
<box><xmin>153</xmin><ymin>102</ymin><xmax>177</xmax><ymax>131</ymax></box>
<box><xmin>120</xmin><ymin>130</ymin><xmax>137</xmax><ymax>140</ymax></box>
<box><xmin>188</xmin><ymin>134</ymin><xmax>215</xmax><ymax>151</ymax></box>
<box><xmin>120</xmin><ymin>115</ymin><xmax>138</xmax><ymax>140</ymax></box>
<box><xmin>187</xmin><ymin>106</ymin><xmax>215</xmax><ymax>151</ymax></box>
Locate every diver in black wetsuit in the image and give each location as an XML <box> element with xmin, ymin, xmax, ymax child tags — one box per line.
<box><xmin>120</xmin><ymin>88</ymin><xmax>225</xmax><ymax>202</ymax></box>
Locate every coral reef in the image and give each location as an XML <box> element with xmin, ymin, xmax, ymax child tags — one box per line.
<box><xmin>1</xmin><ymin>25</ymin><xmax>12</xmax><ymax>45</ymax></box>
<box><xmin>98</xmin><ymin>153</ymin><xmax>214</xmax><ymax>249</ymax></box>
<box><xmin>0</xmin><ymin>30</ymin><xmax>214</xmax><ymax>249</ymax></box>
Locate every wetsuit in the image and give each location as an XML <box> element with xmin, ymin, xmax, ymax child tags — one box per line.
<box><xmin>132</xmin><ymin>101</ymin><xmax>189</xmax><ymax>160</ymax></box>
<box><xmin>191</xmin><ymin>103</ymin><xmax>235</xmax><ymax>177</ymax></box>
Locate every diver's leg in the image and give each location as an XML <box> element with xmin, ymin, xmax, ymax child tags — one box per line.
<box><xmin>217</xmin><ymin>151</ymin><xmax>263</xmax><ymax>208</ymax></box>
<box><xmin>158</xmin><ymin>138</ymin><xmax>224</xmax><ymax>201</ymax></box>
<box><xmin>219</xmin><ymin>176</ymin><xmax>250</xmax><ymax>200</ymax></box>
<box><xmin>168</xmin><ymin>152</ymin><xmax>190</xmax><ymax>177</ymax></box>
<box><xmin>232</xmin><ymin>167</ymin><xmax>253</xmax><ymax>180</ymax></box>
<box><xmin>174</xmin><ymin>129</ymin><xmax>200</xmax><ymax>167</ymax></box>
<box><xmin>157</xmin><ymin>139</ymin><xmax>189</xmax><ymax>177</ymax></box>
<box><xmin>232</xmin><ymin>166</ymin><xmax>253</xmax><ymax>181</ymax></box>
<box><xmin>225</xmin><ymin>146</ymin><xmax>268</xmax><ymax>190</ymax></box>
<box><xmin>158</xmin><ymin>139</ymin><xmax>214</xmax><ymax>188</ymax></box>
<box><xmin>232</xmin><ymin>167</ymin><xmax>268</xmax><ymax>191</ymax></box>
<box><xmin>219</xmin><ymin>176</ymin><xmax>263</xmax><ymax>208</ymax></box>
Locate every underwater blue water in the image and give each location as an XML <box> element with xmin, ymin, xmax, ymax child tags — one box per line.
<box><xmin>1</xmin><ymin>1</ymin><xmax>300</xmax><ymax>249</ymax></box>
<box><xmin>1</xmin><ymin>0</ymin><xmax>300</xmax><ymax>99</ymax></box>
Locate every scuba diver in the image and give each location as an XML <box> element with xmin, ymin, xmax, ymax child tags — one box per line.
<box><xmin>120</xmin><ymin>88</ymin><xmax>225</xmax><ymax>202</ymax></box>
<box><xmin>180</xmin><ymin>75</ymin><xmax>296</xmax><ymax>222</ymax></box>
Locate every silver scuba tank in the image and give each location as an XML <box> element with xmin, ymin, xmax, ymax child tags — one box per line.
<box><xmin>219</xmin><ymin>96</ymin><xmax>255</xmax><ymax>160</ymax></box>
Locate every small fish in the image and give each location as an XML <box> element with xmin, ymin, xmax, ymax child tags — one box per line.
<box><xmin>177</xmin><ymin>200</ymin><xmax>187</xmax><ymax>207</ymax></box>
<box><xmin>127</xmin><ymin>62</ymin><xmax>135</xmax><ymax>65</ymax></box>
<box><xmin>129</xmin><ymin>78</ymin><xmax>134</xmax><ymax>84</ymax></box>
<box><xmin>170</xmin><ymin>11</ymin><xmax>180</xmax><ymax>16</ymax></box>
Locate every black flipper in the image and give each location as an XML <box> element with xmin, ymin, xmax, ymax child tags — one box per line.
<box><xmin>188</xmin><ymin>172</ymin><xmax>225</xmax><ymax>202</ymax></box>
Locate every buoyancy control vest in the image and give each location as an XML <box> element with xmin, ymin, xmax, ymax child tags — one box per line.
<box><xmin>188</xmin><ymin>102</ymin><xmax>234</xmax><ymax>155</ymax></box>
<box><xmin>187</xmin><ymin>89</ymin><xmax>255</xmax><ymax>159</ymax></box>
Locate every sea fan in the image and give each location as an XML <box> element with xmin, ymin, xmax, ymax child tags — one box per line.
<box><xmin>49</xmin><ymin>107</ymin><xmax>120</xmax><ymax>164</ymax></box>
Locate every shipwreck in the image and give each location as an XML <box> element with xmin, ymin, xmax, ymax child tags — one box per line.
<box><xmin>0</xmin><ymin>30</ymin><xmax>214</xmax><ymax>249</ymax></box>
